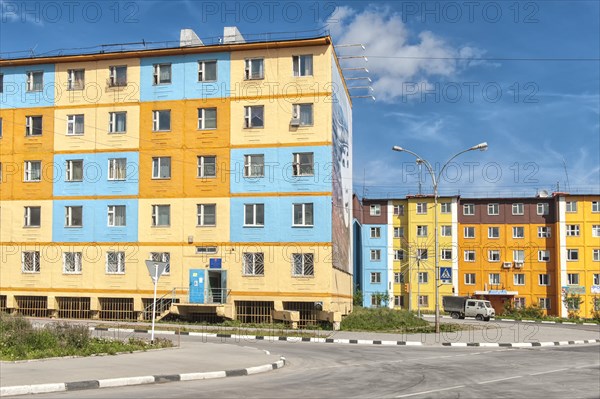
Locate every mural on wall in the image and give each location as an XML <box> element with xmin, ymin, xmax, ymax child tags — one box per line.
<box><xmin>331</xmin><ymin>54</ymin><xmax>353</xmax><ymax>274</ymax></box>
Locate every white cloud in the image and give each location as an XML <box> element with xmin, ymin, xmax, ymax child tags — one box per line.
<box><xmin>326</xmin><ymin>5</ymin><xmax>484</xmax><ymax>102</ymax></box>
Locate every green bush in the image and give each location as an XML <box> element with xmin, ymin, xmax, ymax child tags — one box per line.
<box><xmin>501</xmin><ymin>302</ymin><xmax>544</xmax><ymax>319</ymax></box>
<box><xmin>340</xmin><ymin>307</ymin><xmax>429</xmax><ymax>332</ymax></box>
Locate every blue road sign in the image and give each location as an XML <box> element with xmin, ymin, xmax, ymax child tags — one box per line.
<box><xmin>440</xmin><ymin>267</ymin><xmax>452</xmax><ymax>282</ymax></box>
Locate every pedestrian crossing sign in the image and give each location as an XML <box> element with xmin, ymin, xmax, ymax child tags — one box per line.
<box><xmin>440</xmin><ymin>267</ymin><xmax>452</xmax><ymax>283</ymax></box>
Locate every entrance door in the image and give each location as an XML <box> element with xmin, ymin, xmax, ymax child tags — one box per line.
<box><xmin>207</xmin><ymin>271</ymin><xmax>227</xmax><ymax>304</ymax></box>
<box><xmin>189</xmin><ymin>269</ymin><xmax>205</xmax><ymax>304</ymax></box>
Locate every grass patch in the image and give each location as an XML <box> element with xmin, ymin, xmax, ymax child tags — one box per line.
<box><xmin>0</xmin><ymin>314</ymin><xmax>172</xmax><ymax>361</ymax></box>
<box><xmin>340</xmin><ymin>307</ymin><xmax>462</xmax><ymax>333</ymax></box>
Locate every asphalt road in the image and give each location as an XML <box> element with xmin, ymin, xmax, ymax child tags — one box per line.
<box><xmin>31</xmin><ymin>338</ymin><xmax>600</xmax><ymax>399</ymax></box>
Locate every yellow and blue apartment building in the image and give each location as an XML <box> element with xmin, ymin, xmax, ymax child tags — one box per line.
<box><xmin>0</xmin><ymin>31</ymin><xmax>354</xmax><ymax>327</ymax></box>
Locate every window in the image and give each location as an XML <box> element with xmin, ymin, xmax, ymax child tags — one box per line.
<box><xmin>26</xmin><ymin>71</ymin><xmax>43</xmax><ymax>91</ymax></box>
<box><xmin>109</xmin><ymin>112</ymin><xmax>127</xmax><ymax>133</ymax></box>
<box><xmin>370</xmin><ymin>227</ymin><xmax>381</xmax><ymax>238</ymax></box>
<box><xmin>65</xmin><ymin>206</ymin><xmax>83</xmax><ymax>227</ymax></box>
<box><xmin>394</xmin><ymin>296</ymin><xmax>404</xmax><ymax>307</ymax></box>
<box><xmin>108</xmin><ymin>158</ymin><xmax>127</xmax><ymax>181</ymax></box>
<box><xmin>244</xmin><ymin>105</ymin><xmax>264</xmax><ymax>128</ymax></box>
<box><xmin>152</xmin><ymin>157</ymin><xmax>171</xmax><ymax>179</ymax></box>
<box><xmin>416</xmin><ymin>225</ymin><xmax>428</xmax><ymax>237</ymax></box>
<box><xmin>441</xmin><ymin>225</ymin><xmax>452</xmax><ymax>237</ymax></box>
<box><xmin>153</xmin><ymin>63</ymin><xmax>171</xmax><ymax>85</ymax></box>
<box><xmin>394</xmin><ymin>227</ymin><xmax>404</xmax><ymax>238</ymax></box>
<box><xmin>592</xmin><ymin>201</ymin><xmax>599</xmax><ymax>213</ymax></box>
<box><xmin>512</xmin><ymin>226</ymin><xmax>525</xmax><ymax>238</ymax></box>
<box><xmin>197</xmin><ymin>204</ymin><xmax>216</xmax><ymax>226</ymax></box>
<box><xmin>370</xmin><ymin>204</ymin><xmax>381</xmax><ymax>216</ymax></box>
<box><xmin>292</xmin><ymin>253</ymin><xmax>314</xmax><ymax>277</ymax></box>
<box><xmin>513</xmin><ymin>250</ymin><xmax>525</xmax><ymax>262</ymax></box>
<box><xmin>198</xmin><ymin>60</ymin><xmax>217</xmax><ymax>81</ymax></box>
<box><xmin>109</xmin><ymin>65</ymin><xmax>127</xmax><ymax>87</ymax></box>
<box><xmin>22</xmin><ymin>251</ymin><xmax>40</xmax><ymax>273</ymax></box>
<box><xmin>149</xmin><ymin>252</ymin><xmax>171</xmax><ymax>275</ymax></box>
<box><xmin>152</xmin><ymin>110</ymin><xmax>171</xmax><ymax>131</ymax></box>
<box><xmin>370</xmin><ymin>272</ymin><xmax>381</xmax><ymax>283</ymax></box>
<box><xmin>440</xmin><ymin>203</ymin><xmax>451</xmax><ymax>213</ymax></box>
<box><xmin>514</xmin><ymin>298</ymin><xmax>526</xmax><ymax>309</ymax></box>
<box><xmin>566</xmin><ymin>201</ymin><xmax>577</xmax><ymax>213</ymax></box>
<box><xmin>0</xmin><ymin>73</ymin><xmax>3</xmax><ymax>93</ymax></box>
<box><xmin>489</xmin><ymin>273</ymin><xmax>500</xmax><ymax>285</ymax></box>
<box><xmin>65</xmin><ymin>160</ymin><xmax>83</xmax><ymax>182</ymax></box>
<box><xmin>292</xmin><ymin>152</ymin><xmax>314</xmax><ymax>176</ymax></box>
<box><xmin>416</xmin><ymin>203</ymin><xmax>427</xmax><ymax>214</ymax></box>
<box><xmin>24</xmin><ymin>206</ymin><xmax>41</xmax><ymax>227</ymax></box>
<box><xmin>24</xmin><ymin>161</ymin><xmax>41</xmax><ymax>182</ymax></box>
<box><xmin>463</xmin><ymin>204</ymin><xmax>474</xmax><ymax>215</ymax></box>
<box><xmin>197</xmin><ymin>108</ymin><xmax>217</xmax><ymax>130</ymax></box>
<box><xmin>293</xmin><ymin>203</ymin><xmax>313</xmax><ymax>227</ymax></box>
<box><xmin>416</xmin><ymin>248</ymin><xmax>428</xmax><ymax>260</ymax></box>
<box><xmin>464</xmin><ymin>250</ymin><xmax>476</xmax><ymax>262</ymax></box>
<box><xmin>151</xmin><ymin>205</ymin><xmax>170</xmax><ymax>227</ymax></box>
<box><xmin>370</xmin><ymin>249</ymin><xmax>381</xmax><ymax>261</ymax></box>
<box><xmin>243</xmin><ymin>252</ymin><xmax>264</xmax><ymax>276</ymax></box>
<box><xmin>67</xmin><ymin>69</ymin><xmax>84</xmax><ymax>90</ymax></box>
<box><xmin>538</xmin><ymin>274</ymin><xmax>550</xmax><ymax>286</ymax></box>
<box><xmin>66</xmin><ymin>114</ymin><xmax>84</xmax><ymax>135</ymax></box>
<box><xmin>537</xmin><ymin>203</ymin><xmax>549</xmax><ymax>215</ymax></box>
<box><xmin>488</xmin><ymin>250</ymin><xmax>500</xmax><ymax>262</ymax></box>
<box><xmin>293</xmin><ymin>54</ymin><xmax>313</xmax><ymax>76</ymax></box>
<box><xmin>197</xmin><ymin>156</ymin><xmax>217</xmax><ymax>178</ymax></box>
<box><xmin>106</xmin><ymin>251</ymin><xmax>125</xmax><ymax>274</ymax></box>
<box><xmin>441</xmin><ymin>249</ymin><xmax>452</xmax><ymax>260</ymax></box>
<box><xmin>539</xmin><ymin>298</ymin><xmax>550</xmax><ymax>310</ymax></box>
<box><xmin>567</xmin><ymin>249</ymin><xmax>579</xmax><ymax>261</ymax></box>
<box><xmin>394</xmin><ymin>205</ymin><xmax>405</xmax><ymax>215</ymax></box>
<box><xmin>107</xmin><ymin>205</ymin><xmax>126</xmax><ymax>227</ymax></box>
<box><xmin>244</xmin><ymin>203</ymin><xmax>264</xmax><ymax>227</ymax></box>
<box><xmin>394</xmin><ymin>250</ymin><xmax>404</xmax><ymax>261</ymax></box>
<box><xmin>0</xmin><ymin>117</ymin><xmax>2</xmax><ymax>138</ymax></box>
<box><xmin>25</xmin><ymin>116</ymin><xmax>42</xmax><ymax>136</ymax></box>
<box><xmin>63</xmin><ymin>252</ymin><xmax>82</xmax><ymax>274</ymax></box>
<box><xmin>512</xmin><ymin>203</ymin><xmax>524</xmax><ymax>215</ymax></box>
<box><xmin>243</xmin><ymin>154</ymin><xmax>264</xmax><ymax>178</ymax></box>
<box><xmin>464</xmin><ymin>226</ymin><xmax>475</xmax><ymax>238</ymax></box>
<box><xmin>592</xmin><ymin>225</ymin><xmax>600</xmax><ymax>237</ymax></box>
<box><xmin>394</xmin><ymin>272</ymin><xmax>404</xmax><ymax>283</ymax></box>
<box><xmin>594</xmin><ymin>249</ymin><xmax>600</xmax><ymax>262</ymax></box>
<box><xmin>418</xmin><ymin>272</ymin><xmax>428</xmax><ymax>284</ymax></box>
<box><xmin>465</xmin><ymin>273</ymin><xmax>476</xmax><ymax>285</ymax></box>
<box><xmin>566</xmin><ymin>224</ymin><xmax>580</xmax><ymax>236</ymax></box>
<box><xmin>538</xmin><ymin>226</ymin><xmax>551</xmax><ymax>238</ymax></box>
<box><xmin>418</xmin><ymin>295</ymin><xmax>429</xmax><ymax>307</ymax></box>
<box><xmin>538</xmin><ymin>250</ymin><xmax>550</xmax><ymax>262</ymax></box>
<box><xmin>567</xmin><ymin>273</ymin><xmax>579</xmax><ymax>285</ymax></box>
<box><xmin>244</xmin><ymin>58</ymin><xmax>264</xmax><ymax>79</ymax></box>
<box><xmin>488</xmin><ymin>203</ymin><xmax>499</xmax><ymax>215</ymax></box>
<box><xmin>513</xmin><ymin>274</ymin><xmax>525</xmax><ymax>285</ymax></box>
<box><xmin>292</xmin><ymin>103</ymin><xmax>313</xmax><ymax>126</ymax></box>
<box><xmin>593</xmin><ymin>273</ymin><xmax>600</xmax><ymax>285</ymax></box>
<box><xmin>488</xmin><ymin>226</ymin><xmax>500</xmax><ymax>238</ymax></box>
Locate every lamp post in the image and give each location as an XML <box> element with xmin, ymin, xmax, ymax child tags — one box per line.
<box><xmin>392</xmin><ymin>142</ymin><xmax>488</xmax><ymax>333</ymax></box>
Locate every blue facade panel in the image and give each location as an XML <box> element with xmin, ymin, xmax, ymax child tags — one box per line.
<box><xmin>52</xmin><ymin>152</ymin><xmax>139</xmax><ymax>197</ymax></box>
<box><xmin>360</xmin><ymin>224</ymin><xmax>389</xmax><ymax>307</ymax></box>
<box><xmin>139</xmin><ymin>53</ymin><xmax>230</xmax><ymax>101</ymax></box>
<box><xmin>52</xmin><ymin>199</ymin><xmax>138</xmax><ymax>243</ymax></box>
<box><xmin>230</xmin><ymin>196</ymin><xmax>332</xmax><ymax>243</ymax></box>
<box><xmin>0</xmin><ymin>64</ymin><xmax>55</xmax><ymax>108</ymax></box>
<box><xmin>230</xmin><ymin>146</ymin><xmax>332</xmax><ymax>194</ymax></box>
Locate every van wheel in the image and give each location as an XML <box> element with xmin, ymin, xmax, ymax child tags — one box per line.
<box><xmin>484</xmin><ymin>317</ymin><xmax>491</xmax><ymax>322</ymax></box>
<box><xmin>451</xmin><ymin>312</ymin><xmax>460</xmax><ymax>319</ymax></box>
<box><xmin>475</xmin><ymin>314</ymin><xmax>484</xmax><ymax>321</ymax></box>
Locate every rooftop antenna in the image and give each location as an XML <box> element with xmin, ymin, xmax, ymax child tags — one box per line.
<box><xmin>562</xmin><ymin>158</ymin><xmax>570</xmax><ymax>192</ymax></box>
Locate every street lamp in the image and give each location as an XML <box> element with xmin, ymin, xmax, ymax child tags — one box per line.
<box><xmin>392</xmin><ymin>142</ymin><xmax>488</xmax><ymax>333</ymax></box>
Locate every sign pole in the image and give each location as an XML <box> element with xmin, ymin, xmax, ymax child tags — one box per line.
<box><xmin>151</xmin><ymin>264</ymin><xmax>159</xmax><ymax>343</ymax></box>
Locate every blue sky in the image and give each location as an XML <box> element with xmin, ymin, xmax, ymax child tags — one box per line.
<box><xmin>1</xmin><ymin>0</ymin><xmax>598</xmax><ymax>198</ymax></box>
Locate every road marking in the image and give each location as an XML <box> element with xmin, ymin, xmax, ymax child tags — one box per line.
<box><xmin>478</xmin><ymin>375</ymin><xmax>523</xmax><ymax>385</ymax></box>
<box><xmin>530</xmin><ymin>368</ymin><xmax>568</xmax><ymax>376</ymax></box>
<box><xmin>575</xmin><ymin>363</ymin><xmax>600</xmax><ymax>369</ymax></box>
<box><xmin>396</xmin><ymin>385</ymin><xmax>465</xmax><ymax>397</ymax></box>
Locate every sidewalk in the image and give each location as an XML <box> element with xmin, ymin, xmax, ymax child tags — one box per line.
<box><xmin>0</xmin><ymin>342</ymin><xmax>284</xmax><ymax>397</ymax></box>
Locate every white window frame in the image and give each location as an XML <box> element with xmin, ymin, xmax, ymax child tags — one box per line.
<box><xmin>244</xmin><ymin>154</ymin><xmax>264</xmax><ymax>178</ymax></box>
<box><xmin>593</xmin><ymin>273</ymin><xmax>600</xmax><ymax>285</ymax></box>
<box><xmin>463</xmin><ymin>203</ymin><xmax>474</xmax><ymax>215</ymax></box>
<box><xmin>152</xmin><ymin>157</ymin><xmax>171</xmax><ymax>179</ymax></box>
<box><xmin>292</xmin><ymin>54</ymin><xmax>313</xmax><ymax>77</ymax></box>
<box><xmin>25</xmin><ymin>115</ymin><xmax>42</xmax><ymax>136</ymax></box>
<box><xmin>488</xmin><ymin>226</ymin><xmax>500</xmax><ymax>239</ymax></box>
<box><xmin>441</xmin><ymin>225</ymin><xmax>452</xmax><ymax>237</ymax></box>
<box><xmin>152</xmin><ymin>63</ymin><xmax>172</xmax><ymax>85</ymax></box>
<box><xmin>244</xmin><ymin>203</ymin><xmax>264</xmax><ymax>227</ymax></box>
<box><xmin>107</xmin><ymin>205</ymin><xmax>126</xmax><ymax>227</ymax></box>
<box><xmin>108</xmin><ymin>111</ymin><xmax>127</xmax><ymax>133</ymax></box>
<box><xmin>487</xmin><ymin>203</ymin><xmax>499</xmax><ymax>215</ymax></box>
<box><xmin>537</xmin><ymin>203</ymin><xmax>549</xmax><ymax>215</ymax></box>
<box><xmin>592</xmin><ymin>201</ymin><xmax>599</xmax><ymax>213</ymax></box>
<box><xmin>65</xmin><ymin>159</ymin><xmax>83</xmax><ymax>182</ymax></box>
<box><xmin>196</xmin><ymin>203</ymin><xmax>216</xmax><ymax>227</ymax></box>
<box><xmin>24</xmin><ymin>206</ymin><xmax>41</xmax><ymax>227</ymax></box>
<box><xmin>464</xmin><ymin>273</ymin><xmax>476</xmax><ymax>285</ymax></box>
<box><xmin>151</xmin><ymin>205</ymin><xmax>170</xmax><ymax>227</ymax></box>
<box><xmin>393</xmin><ymin>227</ymin><xmax>404</xmax><ymax>238</ymax></box>
<box><xmin>198</xmin><ymin>60</ymin><xmax>217</xmax><ymax>82</ymax></box>
<box><xmin>592</xmin><ymin>225</ymin><xmax>600</xmax><ymax>237</ymax></box>
<box><xmin>292</xmin><ymin>203</ymin><xmax>314</xmax><ymax>227</ymax></box>
<box><xmin>196</xmin><ymin>246</ymin><xmax>218</xmax><ymax>255</ymax></box>
<box><xmin>109</xmin><ymin>65</ymin><xmax>127</xmax><ymax>87</ymax></box>
<box><xmin>514</xmin><ymin>298</ymin><xmax>526</xmax><ymax>309</ymax></box>
<box><xmin>566</xmin><ymin>224</ymin><xmax>580</xmax><ymax>237</ymax></box>
<box><xmin>370</xmin><ymin>204</ymin><xmax>381</xmax><ymax>216</ymax></box>
<box><xmin>538</xmin><ymin>226</ymin><xmax>551</xmax><ymax>238</ymax></box>
<box><xmin>394</xmin><ymin>250</ymin><xmax>404</xmax><ymax>261</ymax></box>
<box><xmin>593</xmin><ymin>249</ymin><xmax>600</xmax><ymax>262</ymax></box>
<box><xmin>65</xmin><ymin>206</ymin><xmax>83</xmax><ymax>227</ymax></box>
<box><xmin>512</xmin><ymin>226</ymin><xmax>525</xmax><ymax>239</ymax></box>
<box><xmin>370</xmin><ymin>249</ymin><xmax>381</xmax><ymax>261</ymax></box>
<box><xmin>108</xmin><ymin>158</ymin><xmax>127</xmax><ymax>181</ymax></box>
<box><xmin>538</xmin><ymin>250</ymin><xmax>550</xmax><ymax>262</ymax></box>
<box><xmin>512</xmin><ymin>203</ymin><xmax>524</xmax><ymax>215</ymax></box>
<box><xmin>243</xmin><ymin>252</ymin><xmax>264</xmax><ymax>276</ymax></box>
<box><xmin>416</xmin><ymin>248</ymin><xmax>428</xmax><ymax>260</ymax></box>
<box><xmin>464</xmin><ymin>226</ymin><xmax>475</xmax><ymax>238</ymax></box>
<box><xmin>567</xmin><ymin>273</ymin><xmax>579</xmax><ymax>285</ymax></box>
<box><xmin>63</xmin><ymin>252</ymin><xmax>82</xmax><ymax>274</ymax></box>
<box><xmin>292</xmin><ymin>103</ymin><xmax>313</xmax><ymax>126</ymax></box>
<box><xmin>513</xmin><ymin>250</ymin><xmax>525</xmax><ymax>262</ymax></box>
<box><xmin>394</xmin><ymin>272</ymin><xmax>404</xmax><ymax>284</ymax></box>
<box><xmin>150</xmin><ymin>252</ymin><xmax>171</xmax><ymax>275</ymax></box>
<box><xmin>539</xmin><ymin>298</ymin><xmax>550</xmax><ymax>310</ymax></box>
<box><xmin>292</xmin><ymin>152</ymin><xmax>314</xmax><ymax>176</ymax></box>
<box><xmin>244</xmin><ymin>58</ymin><xmax>264</xmax><ymax>80</ymax></box>
<box><xmin>464</xmin><ymin>250</ymin><xmax>476</xmax><ymax>262</ymax></box>
<box><xmin>416</xmin><ymin>202</ymin><xmax>428</xmax><ymax>214</ymax></box>
<box><xmin>26</xmin><ymin>71</ymin><xmax>43</xmax><ymax>92</ymax></box>
<box><xmin>566</xmin><ymin>201</ymin><xmax>577</xmax><ymax>213</ymax></box>
<box><xmin>538</xmin><ymin>274</ymin><xmax>550</xmax><ymax>286</ymax></box>
<box><xmin>67</xmin><ymin>68</ymin><xmax>85</xmax><ymax>91</ymax></box>
<box><xmin>66</xmin><ymin>114</ymin><xmax>84</xmax><ymax>135</ymax></box>
<box><xmin>21</xmin><ymin>251</ymin><xmax>40</xmax><ymax>273</ymax></box>
<box><xmin>513</xmin><ymin>274</ymin><xmax>525</xmax><ymax>286</ymax></box>
<box><xmin>197</xmin><ymin>107</ymin><xmax>217</xmax><ymax>130</ymax></box>
<box><xmin>440</xmin><ymin>203</ymin><xmax>451</xmax><ymax>213</ymax></box>
<box><xmin>418</xmin><ymin>272</ymin><xmax>428</xmax><ymax>284</ymax></box>
<box><xmin>292</xmin><ymin>253</ymin><xmax>314</xmax><ymax>277</ymax></box>
<box><xmin>370</xmin><ymin>272</ymin><xmax>381</xmax><ymax>284</ymax></box>
<box><xmin>394</xmin><ymin>204</ymin><xmax>405</xmax><ymax>215</ymax></box>
<box><xmin>24</xmin><ymin>160</ymin><xmax>41</xmax><ymax>182</ymax></box>
<box><xmin>152</xmin><ymin>110</ymin><xmax>171</xmax><ymax>132</ymax></box>
<box><xmin>106</xmin><ymin>251</ymin><xmax>125</xmax><ymax>274</ymax></box>
<box><xmin>244</xmin><ymin>105</ymin><xmax>264</xmax><ymax>128</ymax></box>
<box><xmin>567</xmin><ymin>249</ymin><xmax>579</xmax><ymax>261</ymax></box>
<box><xmin>418</xmin><ymin>295</ymin><xmax>429</xmax><ymax>307</ymax></box>
<box><xmin>441</xmin><ymin>249</ymin><xmax>452</xmax><ymax>261</ymax></box>
<box><xmin>488</xmin><ymin>250</ymin><xmax>500</xmax><ymax>262</ymax></box>
<box><xmin>197</xmin><ymin>155</ymin><xmax>217</xmax><ymax>178</ymax></box>
<box><xmin>489</xmin><ymin>273</ymin><xmax>501</xmax><ymax>285</ymax></box>
<box><xmin>416</xmin><ymin>225</ymin><xmax>428</xmax><ymax>237</ymax></box>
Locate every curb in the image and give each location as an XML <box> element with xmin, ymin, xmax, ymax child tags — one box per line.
<box><xmin>0</xmin><ymin>357</ymin><xmax>286</xmax><ymax>397</ymax></box>
<box><xmin>422</xmin><ymin>314</ymin><xmax>599</xmax><ymax>326</ymax></box>
<box><xmin>441</xmin><ymin>339</ymin><xmax>600</xmax><ymax>347</ymax></box>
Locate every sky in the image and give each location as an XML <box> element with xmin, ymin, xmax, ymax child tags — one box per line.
<box><xmin>1</xmin><ymin>0</ymin><xmax>598</xmax><ymax>198</ymax></box>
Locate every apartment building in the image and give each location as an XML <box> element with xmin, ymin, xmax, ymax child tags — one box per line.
<box><xmin>0</xmin><ymin>27</ymin><xmax>353</xmax><ymax>327</ymax></box>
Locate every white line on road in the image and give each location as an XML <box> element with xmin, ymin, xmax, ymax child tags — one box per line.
<box><xmin>396</xmin><ymin>385</ymin><xmax>466</xmax><ymax>398</ymax></box>
<box><xmin>530</xmin><ymin>368</ymin><xmax>569</xmax><ymax>376</ymax></box>
<box><xmin>478</xmin><ymin>375</ymin><xmax>523</xmax><ymax>385</ymax></box>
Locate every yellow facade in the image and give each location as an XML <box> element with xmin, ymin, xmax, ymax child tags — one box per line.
<box><xmin>0</xmin><ymin>200</ymin><xmax>53</xmax><ymax>243</ymax></box>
